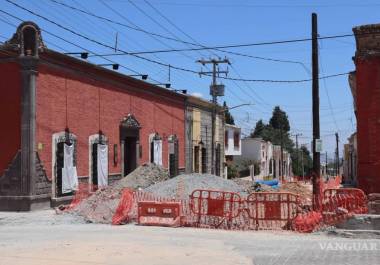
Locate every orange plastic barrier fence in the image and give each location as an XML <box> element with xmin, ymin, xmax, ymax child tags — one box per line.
<box><xmin>112</xmin><ymin>188</ymin><xmax>134</xmax><ymax>225</ymax></box>
<box><xmin>137</xmin><ymin>201</ymin><xmax>181</xmax><ymax>227</ymax></box>
<box><xmin>322</xmin><ymin>188</ymin><xmax>368</xmax><ymax>226</ymax></box>
<box><xmin>189</xmin><ymin>189</ymin><xmax>241</xmax><ymax>228</ymax></box>
<box><xmin>65</xmin><ymin>183</ymin><xmax>95</xmax><ymax>211</ymax></box>
<box><xmin>245</xmin><ymin>192</ymin><xmax>300</xmax><ymax>230</ymax></box>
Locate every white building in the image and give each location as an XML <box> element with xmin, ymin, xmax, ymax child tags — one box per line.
<box><xmin>224</xmin><ymin>124</ymin><xmax>241</xmax><ymax>156</ymax></box>
<box><xmin>238</xmin><ymin>138</ymin><xmax>292</xmax><ymax>181</ymax></box>
<box><xmin>224</xmin><ymin>124</ymin><xmax>241</xmax><ymax>178</ymax></box>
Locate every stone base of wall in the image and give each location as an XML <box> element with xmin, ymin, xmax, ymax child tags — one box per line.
<box><xmin>109</xmin><ymin>173</ymin><xmax>122</xmax><ymax>185</ymax></box>
<box><xmin>50</xmin><ymin>195</ymin><xmax>74</xmax><ymax>208</ymax></box>
<box><xmin>0</xmin><ymin>194</ymin><xmax>51</xmax><ymax>211</ymax></box>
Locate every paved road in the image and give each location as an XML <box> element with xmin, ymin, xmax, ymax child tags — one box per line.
<box><xmin>0</xmin><ymin>210</ymin><xmax>379</xmax><ymax>265</ymax></box>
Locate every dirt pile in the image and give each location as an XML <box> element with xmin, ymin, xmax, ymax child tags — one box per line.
<box><xmin>70</xmin><ymin>163</ymin><xmax>169</xmax><ymax>223</ymax></box>
<box><xmin>280</xmin><ymin>182</ymin><xmax>312</xmax><ymax>203</ymax></box>
<box><xmin>145</xmin><ymin>173</ymin><xmax>245</xmax><ymax>199</ymax></box>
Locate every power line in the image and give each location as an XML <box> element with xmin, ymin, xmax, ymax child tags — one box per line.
<box><xmin>46</xmin><ymin>0</ymin><xmax>379</xmax><ymax>56</ymax></box>
<box><xmin>49</xmin><ymin>0</ymin><xmax>315</xmax><ymax>68</ymax></box>
<box><xmin>2</xmin><ymin>1</ymin><xmax>352</xmax><ymax>83</ymax></box>
<box><xmin>0</xmin><ymin>8</ymin><xmax>153</xmax><ymax>78</ymax></box>
<box><xmin>97</xmin><ymin>0</ymin><xmax>202</xmax><ymax>89</ymax></box>
<box><xmin>319</xmin><ymin>39</ymin><xmax>340</xmax><ymax>132</ymax></box>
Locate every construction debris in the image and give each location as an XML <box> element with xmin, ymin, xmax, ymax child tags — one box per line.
<box><xmin>145</xmin><ymin>173</ymin><xmax>245</xmax><ymax>199</ymax></box>
<box><xmin>279</xmin><ymin>182</ymin><xmax>312</xmax><ymax>204</ymax></box>
<box><xmin>69</xmin><ymin>163</ymin><xmax>168</xmax><ymax>224</ymax></box>
<box><xmin>114</xmin><ymin>163</ymin><xmax>169</xmax><ymax>190</ymax></box>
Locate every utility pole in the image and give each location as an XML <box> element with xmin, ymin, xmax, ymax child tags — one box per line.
<box><xmin>292</xmin><ymin>133</ymin><xmax>302</xmax><ymax>176</ymax></box>
<box><xmin>325</xmin><ymin>151</ymin><xmax>328</xmax><ymax>177</ymax></box>
<box><xmin>312</xmin><ymin>13</ymin><xmax>321</xmax><ymax>210</ymax></box>
<box><xmin>280</xmin><ymin>128</ymin><xmax>284</xmax><ymax>180</ymax></box>
<box><xmin>335</xmin><ymin>132</ymin><xmax>339</xmax><ymax>176</ymax></box>
<box><xmin>198</xmin><ymin>58</ymin><xmax>230</xmax><ymax>175</ymax></box>
<box><xmin>301</xmin><ymin>149</ymin><xmax>304</xmax><ymax>181</ymax></box>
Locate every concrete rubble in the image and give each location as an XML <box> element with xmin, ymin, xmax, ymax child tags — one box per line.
<box><xmin>145</xmin><ymin>173</ymin><xmax>245</xmax><ymax>199</ymax></box>
<box><xmin>68</xmin><ymin>163</ymin><xmax>169</xmax><ymax>224</ymax></box>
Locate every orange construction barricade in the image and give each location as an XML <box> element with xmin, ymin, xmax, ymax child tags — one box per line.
<box><xmin>138</xmin><ymin>201</ymin><xmax>181</xmax><ymax>227</ymax></box>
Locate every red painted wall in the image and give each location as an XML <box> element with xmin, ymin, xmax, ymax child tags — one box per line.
<box><xmin>355</xmin><ymin>57</ymin><xmax>380</xmax><ymax>194</ymax></box>
<box><xmin>36</xmin><ymin>64</ymin><xmax>185</xmax><ymax>180</ymax></box>
<box><xmin>0</xmin><ymin>62</ymin><xmax>21</xmax><ymax>175</ymax></box>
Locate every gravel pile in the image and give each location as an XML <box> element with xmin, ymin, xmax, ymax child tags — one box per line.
<box><xmin>232</xmin><ymin>178</ymin><xmax>278</xmax><ymax>193</ymax></box>
<box><xmin>114</xmin><ymin>163</ymin><xmax>169</xmax><ymax>190</ymax></box>
<box><xmin>232</xmin><ymin>178</ymin><xmax>255</xmax><ymax>194</ymax></box>
<box><xmin>145</xmin><ymin>173</ymin><xmax>245</xmax><ymax>199</ymax></box>
<box><xmin>70</xmin><ymin>163</ymin><xmax>168</xmax><ymax>223</ymax></box>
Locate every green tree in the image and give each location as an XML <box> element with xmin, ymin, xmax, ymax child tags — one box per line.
<box><xmin>250</xmin><ymin>106</ymin><xmax>314</xmax><ymax>176</ymax></box>
<box><xmin>223</xmin><ymin>101</ymin><xmax>235</xmax><ymax>125</ymax></box>
<box><xmin>269</xmin><ymin>106</ymin><xmax>290</xmax><ymax>132</ymax></box>
<box><xmin>250</xmin><ymin>119</ymin><xmax>265</xmax><ymax>138</ymax></box>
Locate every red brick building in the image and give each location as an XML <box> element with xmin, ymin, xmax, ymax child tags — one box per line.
<box><xmin>350</xmin><ymin>23</ymin><xmax>380</xmax><ymax>194</ymax></box>
<box><xmin>0</xmin><ymin>22</ymin><xmax>186</xmax><ymax>210</ymax></box>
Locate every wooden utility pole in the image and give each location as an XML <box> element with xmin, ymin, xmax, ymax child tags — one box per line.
<box><xmin>292</xmin><ymin>133</ymin><xmax>302</xmax><ymax>176</ymax></box>
<box><xmin>280</xmin><ymin>128</ymin><xmax>284</xmax><ymax>180</ymax></box>
<box><xmin>301</xmin><ymin>148</ymin><xmax>304</xmax><ymax>181</ymax></box>
<box><xmin>335</xmin><ymin>132</ymin><xmax>339</xmax><ymax>176</ymax></box>
<box><xmin>198</xmin><ymin>58</ymin><xmax>230</xmax><ymax>175</ymax></box>
<box><xmin>325</xmin><ymin>151</ymin><xmax>328</xmax><ymax>177</ymax></box>
<box><xmin>312</xmin><ymin>13</ymin><xmax>321</xmax><ymax>209</ymax></box>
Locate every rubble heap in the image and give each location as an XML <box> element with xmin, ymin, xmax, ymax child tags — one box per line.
<box><xmin>145</xmin><ymin>173</ymin><xmax>245</xmax><ymax>199</ymax></box>
<box><xmin>70</xmin><ymin>163</ymin><xmax>169</xmax><ymax>223</ymax></box>
<box><xmin>280</xmin><ymin>182</ymin><xmax>312</xmax><ymax>204</ymax></box>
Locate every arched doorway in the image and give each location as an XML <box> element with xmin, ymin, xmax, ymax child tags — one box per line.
<box><xmin>120</xmin><ymin>114</ymin><xmax>140</xmax><ymax>176</ymax></box>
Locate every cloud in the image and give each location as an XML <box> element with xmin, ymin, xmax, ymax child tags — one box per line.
<box><xmin>191</xmin><ymin>92</ymin><xmax>203</xmax><ymax>98</ymax></box>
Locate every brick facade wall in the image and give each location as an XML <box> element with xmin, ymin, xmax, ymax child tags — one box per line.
<box><xmin>0</xmin><ymin>62</ymin><xmax>21</xmax><ymax>175</ymax></box>
<box><xmin>35</xmin><ymin>64</ymin><xmax>185</xmax><ymax>181</ymax></box>
<box><xmin>355</xmin><ymin>56</ymin><xmax>380</xmax><ymax>194</ymax></box>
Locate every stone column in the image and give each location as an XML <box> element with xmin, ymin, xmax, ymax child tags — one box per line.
<box><xmin>20</xmin><ymin>57</ymin><xmax>38</xmax><ymax>196</ymax></box>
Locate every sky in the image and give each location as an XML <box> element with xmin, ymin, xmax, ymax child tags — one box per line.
<box><xmin>1</xmin><ymin>0</ymin><xmax>378</xmax><ymax>159</ymax></box>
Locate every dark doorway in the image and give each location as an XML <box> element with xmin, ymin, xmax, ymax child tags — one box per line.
<box><xmin>124</xmin><ymin>137</ymin><xmax>137</xmax><ymax>176</ymax></box>
<box><xmin>120</xmin><ymin>114</ymin><xmax>141</xmax><ymax>177</ymax></box>
<box><xmin>194</xmin><ymin>146</ymin><xmax>200</xmax><ymax>173</ymax></box>
<box><xmin>201</xmin><ymin>147</ymin><xmax>207</xmax><ymax>173</ymax></box>
<box><xmin>91</xmin><ymin>143</ymin><xmax>98</xmax><ymax>188</ymax></box>
<box><xmin>56</xmin><ymin>142</ymin><xmax>74</xmax><ymax>197</ymax></box>
<box><xmin>169</xmin><ymin>136</ymin><xmax>179</xmax><ymax>178</ymax></box>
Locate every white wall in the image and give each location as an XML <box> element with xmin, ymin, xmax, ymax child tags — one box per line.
<box><xmin>225</xmin><ymin>125</ymin><xmax>241</xmax><ymax>156</ymax></box>
<box><xmin>240</xmin><ymin>138</ymin><xmax>262</xmax><ymax>161</ymax></box>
